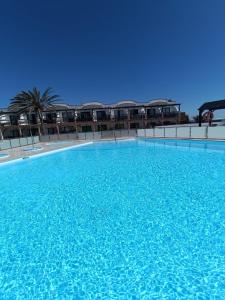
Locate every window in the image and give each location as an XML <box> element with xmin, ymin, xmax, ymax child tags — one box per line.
<box><xmin>115</xmin><ymin>110</ymin><xmax>127</xmax><ymax>120</ymax></box>
<box><xmin>129</xmin><ymin>109</ymin><xmax>139</xmax><ymax>119</ymax></box>
<box><xmin>80</xmin><ymin>112</ymin><xmax>92</xmax><ymax>121</ymax></box>
<box><xmin>162</xmin><ymin>107</ymin><xmax>170</xmax><ymax>115</ymax></box>
<box><xmin>96</xmin><ymin>111</ymin><xmax>107</xmax><ymax>121</ymax></box>
<box><xmin>10</xmin><ymin>115</ymin><xmax>19</xmax><ymax>125</ymax></box>
<box><xmin>147</xmin><ymin>109</ymin><xmax>156</xmax><ymax>117</ymax></box>
<box><xmin>45</xmin><ymin>113</ymin><xmax>57</xmax><ymax>123</ymax></box>
<box><xmin>62</xmin><ymin>111</ymin><xmax>75</xmax><ymax>122</ymax></box>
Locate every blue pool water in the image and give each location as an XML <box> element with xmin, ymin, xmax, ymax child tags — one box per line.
<box><xmin>1</xmin><ymin>139</ymin><xmax>225</xmax><ymax>299</ymax></box>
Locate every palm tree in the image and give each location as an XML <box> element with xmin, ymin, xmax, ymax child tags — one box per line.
<box><xmin>9</xmin><ymin>87</ymin><xmax>60</xmax><ymax>134</ymax></box>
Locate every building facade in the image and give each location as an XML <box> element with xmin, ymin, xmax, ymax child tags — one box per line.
<box><xmin>0</xmin><ymin>99</ymin><xmax>188</xmax><ymax>139</ymax></box>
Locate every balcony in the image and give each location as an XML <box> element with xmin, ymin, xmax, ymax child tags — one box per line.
<box><xmin>18</xmin><ymin>120</ymin><xmax>29</xmax><ymax>125</ymax></box>
<box><xmin>43</xmin><ymin>119</ymin><xmax>57</xmax><ymax>124</ymax></box>
<box><xmin>61</xmin><ymin>112</ymin><xmax>75</xmax><ymax>123</ymax></box>
<box><xmin>96</xmin><ymin>115</ymin><xmax>111</xmax><ymax>122</ymax></box>
<box><xmin>146</xmin><ymin>113</ymin><xmax>161</xmax><ymax>119</ymax></box>
<box><xmin>77</xmin><ymin>116</ymin><xmax>93</xmax><ymax>122</ymax></box>
<box><xmin>129</xmin><ymin>114</ymin><xmax>143</xmax><ymax>120</ymax></box>
<box><xmin>163</xmin><ymin>112</ymin><xmax>178</xmax><ymax>117</ymax></box>
<box><xmin>10</xmin><ymin>120</ymin><xmax>19</xmax><ymax>126</ymax></box>
<box><xmin>62</xmin><ymin>117</ymin><xmax>75</xmax><ymax>123</ymax></box>
<box><xmin>114</xmin><ymin>115</ymin><xmax>128</xmax><ymax>121</ymax></box>
<box><xmin>77</xmin><ymin>111</ymin><xmax>93</xmax><ymax>122</ymax></box>
<box><xmin>0</xmin><ymin>120</ymin><xmax>11</xmax><ymax>126</ymax></box>
<box><xmin>43</xmin><ymin>113</ymin><xmax>57</xmax><ymax>124</ymax></box>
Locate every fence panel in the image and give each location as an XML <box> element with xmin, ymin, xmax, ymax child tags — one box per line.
<box><xmin>190</xmin><ymin>127</ymin><xmax>206</xmax><ymax>139</ymax></box>
<box><xmin>145</xmin><ymin>129</ymin><xmax>154</xmax><ymax>137</ymax></box>
<box><xmin>208</xmin><ymin>126</ymin><xmax>225</xmax><ymax>139</ymax></box>
<box><xmin>128</xmin><ymin>129</ymin><xmax>137</xmax><ymax>137</ymax></box>
<box><xmin>101</xmin><ymin>130</ymin><xmax>114</xmax><ymax>138</ymax></box>
<box><xmin>0</xmin><ymin>140</ymin><xmax>11</xmax><ymax>150</ymax></box>
<box><xmin>85</xmin><ymin>132</ymin><xmax>93</xmax><ymax>140</ymax></box>
<box><xmin>177</xmin><ymin>127</ymin><xmax>190</xmax><ymax>138</ymax></box>
<box><xmin>39</xmin><ymin>135</ymin><xmax>50</xmax><ymax>142</ymax></box>
<box><xmin>137</xmin><ymin>129</ymin><xmax>145</xmax><ymax>137</ymax></box>
<box><xmin>165</xmin><ymin>127</ymin><xmax>176</xmax><ymax>138</ymax></box>
<box><xmin>155</xmin><ymin>128</ymin><xmax>164</xmax><ymax>138</ymax></box>
<box><xmin>77</xmin><ymin>132</ymin><xmax>86</xmax><ymax>140</ymax></box>
<box><xmin>33</xmin><ymin>136</ymin><xmax>40</xmax><ymax>143</ymax></box>
<box><xmin>51</xmin><ymin>134</ymin><xmax>60</xmax><ymax>141</ymax></box>
<box><xmin>114</xmin><ymin>130</ymin><xmax>122</xmax><ymax>137</ymax></box>
<box><xmin>10</xmin><ymin>139</ymin><xmax>20</xmax><ymax>148</ymax></box>
<box><xmin>93</xmin><ymin>132</ymin><xmax>101</xmax><ymax>140</ymax></box>
<box><xmin>20</xmin><ymin>137</ymin><xmax>28</xmax><ymax>146</ymax></box>
<box><xmin>120</xmin><ymin>129</ymin><xmax>128</xmax><ymax>136</ymax></box>
<box><xmin>27</xmin><ymin>137</ymin><xmax>33</xmax><ymax>144</ymax></box>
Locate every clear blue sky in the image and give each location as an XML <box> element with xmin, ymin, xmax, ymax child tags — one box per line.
<box><xmin>1</xmin><ymin>0</ymin><xmax>225</xmax><ymax>118</ymax></box>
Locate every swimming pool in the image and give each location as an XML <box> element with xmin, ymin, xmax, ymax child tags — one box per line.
<box><xmin>0</xmin><ymin>139</ymin><xmax>225</xmax><ymax>299</ymax></box>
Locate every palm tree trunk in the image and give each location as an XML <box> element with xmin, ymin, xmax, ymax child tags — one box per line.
<box><xmin>38</xmin><ymin>110</ymin><xmax>45</xmax><ymax>135</ymax></box>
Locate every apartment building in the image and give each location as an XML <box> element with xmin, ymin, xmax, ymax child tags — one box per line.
<box><xmin>0</xmin><ymin>99</ymin><xmax>188</xmax><ymax>139</ymax></box>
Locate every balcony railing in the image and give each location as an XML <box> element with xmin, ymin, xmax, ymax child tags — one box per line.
<box><xmin>147</xmin><ymin>114</ymin><xmax>161</xmax><ymax>118</ymax></box>
<box><xmin>62</xmin><ymin>118</ymin><xmax>75</xmax><ymax>123</ymax></box>
<box><xmin>163</xmin><ymin>112</ymin><xmax>178</xmax><ymax>117</ymax></box>
<box><xmin>96</xmin><ymin>115</ymin><xmax>111</xmax><ymax>121</ymax></box>
<box><xmin>114</xmin><ymin>116</ymin><xmax>128</xmax><ymax>121</ymax></box>
<box><xmin>129</xmin><ymin>114</ymin><xmax>143</xmax><ymax>120</ymax></box>
<box><xmin>43</xmin><ymin>119</ymin><xmax>57</xmax><ymax>124</ymax></box>
<box><xmin>76</xmin><ymin>117</ymin><xmax>93</xmax><ymax>122</ymax></box>
<box><xmin>0</xmin><ymin>121</ymin><xmax>11</xmax><ymax>126</ymax></box>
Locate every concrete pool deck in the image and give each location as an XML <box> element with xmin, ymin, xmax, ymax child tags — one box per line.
<box><xmin>0</xmin><ymin>140</ymin><xmax>93</xmax><ymax>164</ymax></box>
